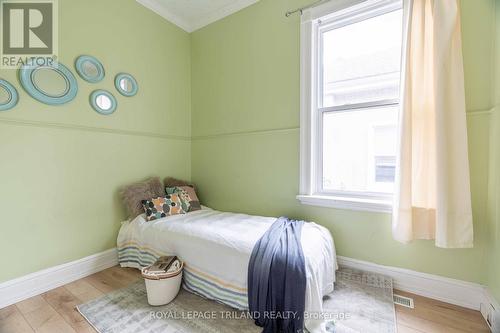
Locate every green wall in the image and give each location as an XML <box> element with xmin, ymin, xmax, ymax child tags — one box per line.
<box><xmin>191</xmin><ymin>0</ymin><xmax>495</xmax><ymax>284</ymax></box>
<box><xmin>0</xmin><ymin>0</ymin><xmax>191</xmax><ymax>282</ymax></box>
<box><xmin>486</xmin><ymin>0</ymin><xmax>500</xmax><ymax>303</ymax></box>
<box><xmin>487</xmin><ymin>107</ymin><xmax>500</xmax><ymax>302</ymax></box>
<box><xmin>1</xmin><ymin>0</ymin><xmax>498</xmax><ymax>298</ymax></box>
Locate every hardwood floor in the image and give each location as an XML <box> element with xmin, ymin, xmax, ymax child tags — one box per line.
<box><xmin>395</xmin><ymin>290</ymin><xmax>490</xmax><ymax>333</ymax></box>
<box><xmin>0</xmin><ymin>266</ymin><xmax>490</xmax><ymax>333</ymax></box>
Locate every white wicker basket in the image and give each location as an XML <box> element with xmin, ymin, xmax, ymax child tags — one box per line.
<box><xmin>141</xmin><ymin>257</ymin><xmax>183</xmax><ymax>306</ymax></box>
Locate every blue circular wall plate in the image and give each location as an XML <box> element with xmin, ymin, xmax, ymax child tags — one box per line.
<box><xmin>90</xmin><ymin>89</ymin><xmax>117</xmax><ymax>115</ymax></box>
<box><xmin>75</xmin><ymin>55</ymin><xmax>105</xmax><ymax>83</ymax></box>
<box><xmin>115</xmin><ymin>73</ymin><xmax>138</xmax><ymax>97</ymax></box>
<box><xmin>0</xmin><ymin>79</ymin><xmax>19</xmax><ymax>111</ymax></box>
<box><xmin>19</xmin><ymin>60</ymin><xmax>78</xmax><ymax>106</ymax></box>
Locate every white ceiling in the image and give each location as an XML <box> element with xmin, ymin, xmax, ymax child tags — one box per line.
<box><xmin>136</xmin><ymin>0</ymin><xmax>260</xmax><ymax>33</ymax></box>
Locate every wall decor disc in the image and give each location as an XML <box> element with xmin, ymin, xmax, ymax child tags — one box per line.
<box><xmin>19</xmin><ymin>60</ymin><xmax>78</xmax><ymax>105</ymax></box>
<box><xmin>0</xmin><ymin>79</ymin><xmax>19</xmax><ymax>111</ymax></box>
<box><xmin>90</xmin><ymin>89</ymin><xmax>117</xmax><ymax>115</ymax></box>
<box><xmin>75</xmin><ymin>55</ymin><xmax>105</xmax><ymax>83</ymax></box>
<box><xmin>115</xmin><ymin>73</ymin><xmax>138</xmax><ymax>97</ymax></box>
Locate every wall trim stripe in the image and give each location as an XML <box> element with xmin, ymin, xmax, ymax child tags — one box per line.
<box><xmin>2</xmin><ymin>108</ymin><xmax>486</xmax><ymax>143</ymax></box>
<box><xmin>0</xmin><ymin>118</ymin><xmax>191</xmax><ymax>141</ymax></box>
<box><xmin>0</xmin><ymin>248</ymin><xmax>118</xmax><ymax>309</ymax></box>
<box><xmin>467</xmin><ymin>108</ymin><xmax>494</xmax><ymax>116</ymax></box>
<box><xmin>191</xmin><ymin>126</ymin><xmax>299</xmax><ymax>140</ymax></box>
<box><xmin>191</xmin><ymin>108</ymin><xmax>492</xmax><ymax>140</ymax></box>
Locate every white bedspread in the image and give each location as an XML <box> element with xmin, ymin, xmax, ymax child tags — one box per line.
<box><xmin>117</xmin><ymin>207</ymin><xmax>337</xmax><ymax>333</ymax></box>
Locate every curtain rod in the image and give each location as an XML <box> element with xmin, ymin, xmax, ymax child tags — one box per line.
<box><xmin>285</xmin><ymin>0</ymin><xmax>372</xmax><ymax>17</ymax></box>
<box><xmin>285</xmin><ymin>0</ymin><xmax>328</xmax><ymax>17</ymax></box>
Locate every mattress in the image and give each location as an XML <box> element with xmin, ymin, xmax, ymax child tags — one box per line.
<box><xmin>117</xmin><ymin>206</ymin><xmax>337</xmax><ymax>333</ymax></box>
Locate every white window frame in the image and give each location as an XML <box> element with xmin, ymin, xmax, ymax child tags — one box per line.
<box><xmin>297</xmin><ymin>0</ymin><xmax>403</xmax><ymax>213</ymax></box>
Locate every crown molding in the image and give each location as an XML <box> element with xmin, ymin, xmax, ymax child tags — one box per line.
<box><xmin>136</xmin><ymin>0</ymin><xmax>259</xmax><ymax>33</ymax></box>
<box><xmin>190</xmin><ymin>0</ymin><xmax>260</xmax><ymax>32</ymax></box>
<box><xmin>136</xmin><ymin>0</ymin><xmax>193</xmax><ymax>32</ymax></box>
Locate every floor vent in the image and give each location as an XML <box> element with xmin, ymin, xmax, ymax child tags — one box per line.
<box><xmin>394</xmin><ymin>294</ymin><xmax>414</xmax><ymax>308</ymax></box>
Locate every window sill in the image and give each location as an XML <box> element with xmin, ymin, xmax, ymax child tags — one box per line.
<box><xmin>296</xmin><ymin>194</ymin><xmax>392</xmax><ymax>213</ymax></box>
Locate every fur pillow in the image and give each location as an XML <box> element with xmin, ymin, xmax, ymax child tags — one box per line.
<box><xmin>121</xmin><ymin>177</ymin><xmax>164</xmax><ymax>218</ymax></box>
<box><xmin>163</xmin><ymin>177</ymin><xmax>195</xmax><ymax>190</ymax></box>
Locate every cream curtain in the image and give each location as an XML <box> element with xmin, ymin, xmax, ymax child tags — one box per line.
<box><xmin>392</xmin><ymin>0</ymin><xmax>473</xmax><ymax>248</ymax></box>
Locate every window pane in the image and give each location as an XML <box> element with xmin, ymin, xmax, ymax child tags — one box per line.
<box><xmin>321</xmin><ymin>9</ymin><xmax>403</xmax><ymax>107</ymax></box>
<box><xmin>322</xmin><ymin>106</ymin><xmax>398</xmax><ymax>193</ymax></box>
<box><xmin>375</xmin><ymin>156</ymin><xmax>396</xmax><ymax>182</ymax></box>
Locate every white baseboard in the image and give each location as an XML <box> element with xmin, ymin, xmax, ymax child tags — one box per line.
<box><xmin>0</xmin><ymin>248</ymin><xmax>118</xmax><ymax>309</ymax></box>
<box><xmin>0</xmin><ymin>247</ymin><xmax>497</xmax><ymax>331</ymax></box>
<box><xmin>482</xmin><ymin>288</ymin><xmax>500</xmax><ymax>333</ymax></box>
<box><xmin>338</xmin><ymin>255</ymin><xmax>488</xmax><ymax>311</ymax></box>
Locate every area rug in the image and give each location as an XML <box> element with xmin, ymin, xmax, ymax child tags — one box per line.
<box><xmin>77</xmin><ymin>268</ymin><xmax>395</xmax><ymax>333</ymax></box>
<box><xmin>323</xmin><ymin>268</ymin><xmax>396</xmax><ymax>333</ymax></box>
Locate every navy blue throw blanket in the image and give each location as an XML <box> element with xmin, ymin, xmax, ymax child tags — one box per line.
<box><xmin>248</xmin><ymin>217</ymin><xmax>307</xmax><ymax>333</ymax></box>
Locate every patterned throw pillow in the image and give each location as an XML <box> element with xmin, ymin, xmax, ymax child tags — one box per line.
<box><xmin>141</xmin><ymin>194</ymin><xmax>187</xmax><ymax>221</ymax></box>
<box><xmin>165</xmin><ymin>187</ymin><xmax>192</xmax><ymax>212</ymax></box>
<box><xmin>166</xmin><ymin>185</ymin><xmax>201</xmax><ymax>212</ymax></box>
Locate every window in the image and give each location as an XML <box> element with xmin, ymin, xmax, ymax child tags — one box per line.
<box><xmin>375</xmin><ymin>156</ymin><xmax>396</xmax><ymax>183</ymax></box>
<box><xmin>298</xmin><ymin>0</ymin><xmax>403</xmax><ymax>212</ymax></box>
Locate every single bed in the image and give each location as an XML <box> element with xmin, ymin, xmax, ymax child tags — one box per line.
<box><xmin>117</xmin><ymin>206</ymin><xmax>337</xmax><ymax>333</ymax></box>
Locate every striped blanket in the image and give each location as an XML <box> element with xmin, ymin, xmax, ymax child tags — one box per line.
<box><xmin>119</xmin><ymin>242</ymin><xmax>248</xmax><ymax>309</ymax></box>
